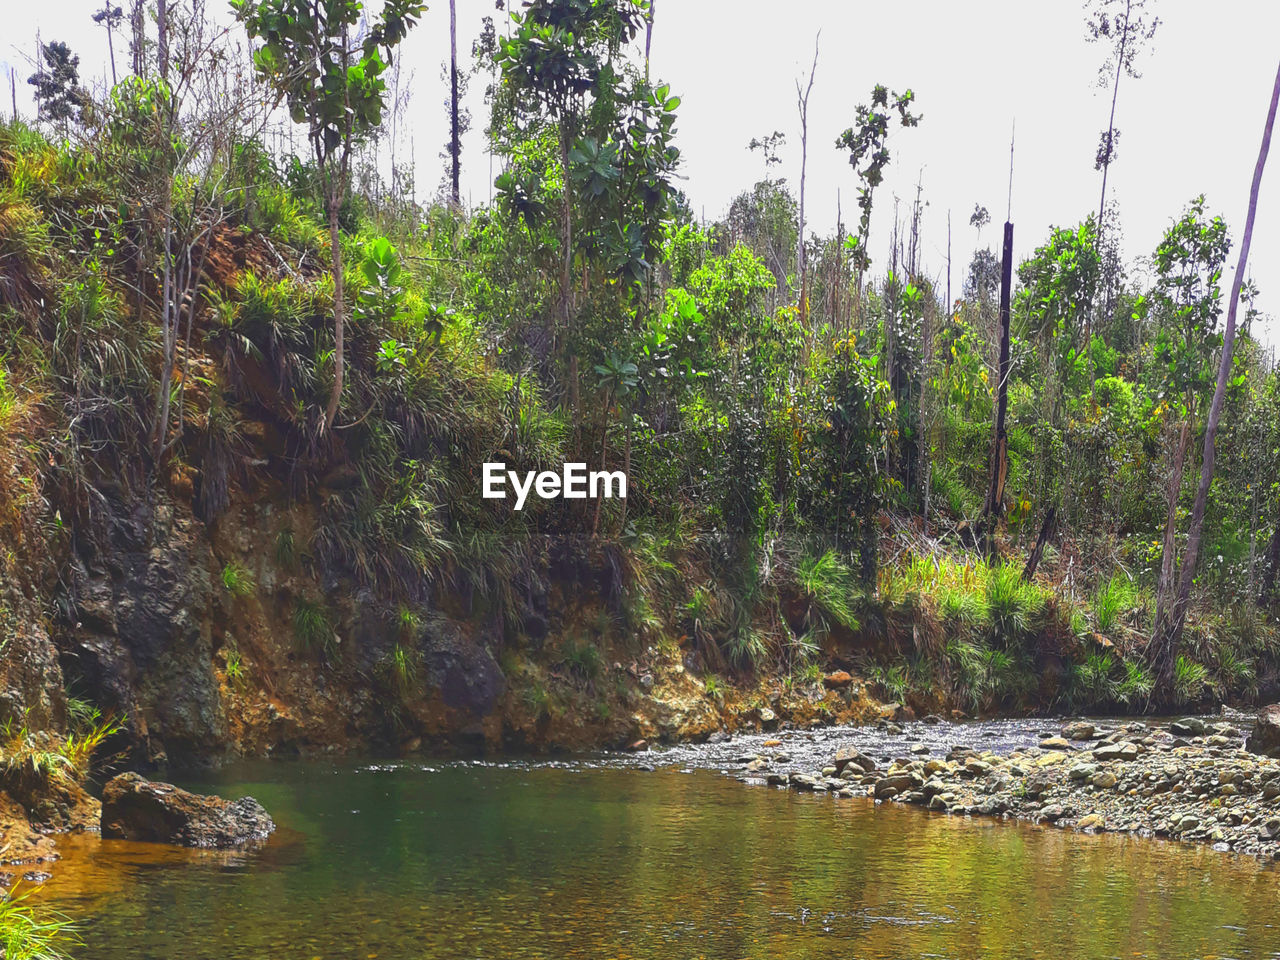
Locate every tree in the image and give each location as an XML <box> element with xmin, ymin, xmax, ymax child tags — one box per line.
<box><xmin>795</xmin><ymin>35</ymin><xmax>818</xmax><ymax>322</ymax></box>
<box><xmin>1085</xmin><ymin>0</ymin><xmax>1160</xmax><ymax>231</ymax></box>
<box><xmin>28</xmin><ymin>41</ymin><xmax>89</xmax><ymax>134</ymax></box>
<box><xmin>92</xmin><ymin>4</ymin><xmax>125</xmax><ymax>87</ymax></box>
<box><xmin>448</xmin><ymin>0</ymin><xmax>461</xmax><ymax>207</ymax></box>
<box><xmin>835</xmin><ymin>84</ymin><xmax>920</xmax><ymax>308</ymax></box>
<box><xmin>130</xmin><ymin>0</ymin><xmax>145</xmax><ymax>75</ymax></box>
<box><xmin>233</xmin><ymin>0</ymin><xmax>427</xmax><ymax>433</ymax></box>
<box><xmin>1151</xmin><ymin>59</ymin><xmax>1280</xmax><ymax>681</ymax></box>
<box><xmin>1144</xmin><ymin>196</ymin><xmax>1229</xmax><ymax>684</ymax></box>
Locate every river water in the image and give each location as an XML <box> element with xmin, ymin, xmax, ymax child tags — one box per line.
<box><xmin>41</xmin><ymin>715</ymin><xmax>1280</xmax><ymax>960</ymax></box>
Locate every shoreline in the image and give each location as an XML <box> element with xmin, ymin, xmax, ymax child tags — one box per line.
<box><xmin>728</xmin><ymin>716</ymin><xmax>1280</xmax><ymax>862</ymax></box>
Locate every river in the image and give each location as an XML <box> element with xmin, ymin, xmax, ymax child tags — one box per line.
<box><xmin>41</xmin><ymin>716</ymin><xmax>1280</xmax><ymax>959</ymax></box>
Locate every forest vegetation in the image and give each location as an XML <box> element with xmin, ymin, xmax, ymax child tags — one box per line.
<box><xmin>0</xmin><ymin>0</ymin><xmax>1277</xmax><ymax>818</ymax></box>
<box><xmin>0</xmin><ymin>0</ymin><xmax>1278</xmax><ymax>951</ymax></box>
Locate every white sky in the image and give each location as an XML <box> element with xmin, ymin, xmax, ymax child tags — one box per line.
<box><xmin>4</xmin><ymin>1</ymin><xmax>1278</xmax><ymax>344</ymax></box>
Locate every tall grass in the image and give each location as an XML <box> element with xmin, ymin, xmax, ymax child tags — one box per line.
<box><xmin>0</xmin><ymin>893</ymin><xmax>77</xmax><ymax>960</ymax></box>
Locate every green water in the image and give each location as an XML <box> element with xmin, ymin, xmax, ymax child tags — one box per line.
<box><xmin>45</xmin><ymin>760</ymin><xmax>1280</xmax><ymax>959</ymax></box>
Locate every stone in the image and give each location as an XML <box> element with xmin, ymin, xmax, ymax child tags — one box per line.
<box><xmin>1091</xmin><ymin>771</ymin><xmax>1119</xmax><ymax>789</ymax></box>
<box><xmin>1068</xmin><ymin>763</ymin><xmax>1099</xmax><ymax>783</ymax></box>
<box><xmin>626</xmin><ymin>739</ymin><xmax>649</xmax><ymax>752</ymax></box>
<box><xmin>1039</xmin><ymin>737</ymin><xmax>1072</xmax><ymax>750</ymax></box>
<box><xmin>1035</xmin><ymin>752</ymin><xmax>1067</xmax><ymax>767</ymax></box>
<box><xmin>1170</xmin><ymin>717</ymin><xmax>1208</xmax><ymax>737</ymax></box>
<box><xmin>1062</xmin><ymin>721</ymin><xmax>1097</xmax><ymax>741</ymax></box>
<box><xmin>758</xmin><ymin>707</ymin><xmax>778</xmax><ymax>729</ymax></box>
<box><xmin>1094</xmin><ymin>742</ymin><xmax>1140</xmax><ymax>761</ymax></box>
<box><xmin>1040</xmin><ymin>804</ymin><xmax>1066</xmax><ymax>822</ymax></box>
<box><xmin>1076</xmin><ymin>814</ymin><xmax>1105</xmax><ymax>830</ymax></box>
<box><xmin>1246</xmin><ymin>705</ymin><xmax>1280</xmax><ymax>758</ymax></box>
<box><xmin>101</xmin><ymin>773</ymin><xmax>275</xmax><ymax>848</ymax></box>
<box><xmin>834</xmin><ymin>747</ymin><xmax>875</xmax><ymax>775</ymax></box>
<box><xmin>822</xmin><ymin>671</ymin><xmax>854</xmax><ymax>689</ymax></box>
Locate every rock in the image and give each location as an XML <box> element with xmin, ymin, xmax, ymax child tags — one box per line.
<box><xmin>20</xmin><ymin>871</ymin><xmax>51</xmax><ymax>884</ymax></box>
<box><xmin>744</xmin><ymin>758</ymin><xmax>768</xmax><ymax>773</ymax></box>
<box><xmin>762</xmin><ymin>739</ymin><xmax>782</xmax><ymax>748</ymax></box>
<box><xmin>757</xmin><ymin>707</ymin><xmax>778</xmax><ymax>730</ymax></box>
<box><xmin>833</xmin><ymin>747</ymin><xmax>875</xmax><ymax>775</ymax></box>
<box><xmin>1091</xmin><ymin>771</ymin><xmax>1118</xmax><ymax>789</ymax></box>
<box><xmin>1257</xmin><ymin>818</ymin><xmax>1280</xmax><ymax>840</ymax></box>
<box><xmin>1039</xmin><ymin>737</ymin><xmax>1072</xmax><ymax>750</ymax></box>
<box><xmin>910</xmin><ymin>744</ymin><xmax>931</xmax><ymax>755</ymax></box>
<box><xmin>1094</xmin><ymin>741</ymin><xmax>1140</xmax><ymax>761</ymax></box>
<box><xmin>626</xmin><ymin>739</ymin><xmax>649</xmax><ymax>752</ymax></box>
<box><xmin>1062</xmin><ymin>721</ymin><xmax>1097</xmax><ymax>741</ymax></box>
<box><xmin>1035</xmin><ymin>752</ymin><xmax>1067</xmax><ymax>767</ymax></box>
<box><xmin>1040</xmin><ymin>804</ymin><xmax>1066</xmax><ymax>822</ymax></box>
<box><xmin>1170</xmin><ymin>717</ymin><xmax>1208</xmax><ymax>737</ymax></box>
<box><xmin>1068</xmin><ymin>763</ymin><xmax>1098</xmax><ymax>783</ymax></box>
<box><xmin>1246</xmin><ymin>705</ymin><xmax>1280</xmax><ymax>758</ymax></box>
<box><xmin>1076</xmin><ymin>814</ymin><xmax>1105</xmax><ymax>831</ymax></box>
<box><xmin>823</xmin><ymin>671</ymin><xmax>854</xmax><ymax>689</ymax></box>
<box><xmin>101</xmin><ymin>773</ymin><xmax>275</xmax><ymax>848</ymax></box>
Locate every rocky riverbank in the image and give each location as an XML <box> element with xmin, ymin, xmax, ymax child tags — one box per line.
<box><xmin>732</xmin><ymin>712</ymin><xmax>1280</xmax><ymax>861</ymax></box>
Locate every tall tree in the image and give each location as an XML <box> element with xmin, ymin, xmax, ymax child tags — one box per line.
<box><xmin>92</xmin><ymin>3</ymin><xmax>124</xmax><ymax>87</ymax></box>
<box><xmin>233</xmin><ymin>0</ymin><xmax>427</xmax><ymax>433</ymax></box>
<box><xmin>1085</xmin><ymin>0</ymin><xmax>1160</xmax><ymax>229</ymax></box>
<box><xmin>794</xmin><ymin>34</ymin><xmax>818</xmax><ymax>322</ymax></box>
<box><xmin>130</xmin><ymin>0</ymin><xmax>145</xmax><ymax>75</ymax></box>
<box><xmin>27</xmin><ymin>41</ymin><xmax>88</xmax><ymax>134</ymax></box>
<box><xmin>448</xmin><ymin>0</ymin><xmax>461</xmax><ymax>207</ymax></box>
<box><xmin>835</xmin><ymin>84</ymin><xmax>920</xmax><ymax>311</ymax></box>
<box><xmin>158</xmin><ymin>0</ymin><xmax>169</xmax><ymax>79</ymax></box>
<box><xmin>1152</xmin><ymin>59</ymin><xmax>1280</xmax><ymax>679</ymax></box>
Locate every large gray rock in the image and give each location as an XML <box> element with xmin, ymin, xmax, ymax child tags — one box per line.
<box><xmin>101</xmin><ymin>772</ymin><xmax>274</xmax><ymax>848</ymax></box>
<box><xmin>1246</xmin><ymin>705</ymin><xmax>1280</xmax><ymax>758</ymax></box>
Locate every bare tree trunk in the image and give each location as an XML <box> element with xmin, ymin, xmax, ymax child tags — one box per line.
<box><xmin>1152</xmin><ymin>420</ymin><xmax>1191</xmax><ymax>640</ymax></box>
<box><xmin>448</xmin><ymin>0</ymin><xmax>460</xmax><ymax>207</ymax></box>
<box><xmin>131</xmin><ymin>0</ymin><xmax>144</xmax><ymax>76</ymax></box>
<box><xmin>643</xmin><ymin>0</ymin><xmax>655</xmax><ymax>80</ymax></box>
<box><xmin>323</xmin><ymin>191</ymin><xmax>346</xmax><ymax>432</ymax></box>
<box><xmin>795</xmin><ymin>35</ymin><xmax>818</xmax><ymax>321</ymax></box>
<box><xmin>978</xmin><ymin>220</ymin><xmax>1014</xmax><ymax>556</ymax></box>
<box><xmin>106</xmin><ymin>20</ymin><xmax>118</xmax><ymax>87</ymax></box>
<box><xmin>1022</xmin><ymin>507</ymin><xmax>1056</xmax><ymax>582</ymax></box>
<box><xmin>157</xmin><ymin>0</ymin><xmax>168</xmax><ymax>80</ymax></box>
<box><xmin>1155</xmin><ymin>57</ymin><xmax>1280</xmax><ymax>663</ymax></box>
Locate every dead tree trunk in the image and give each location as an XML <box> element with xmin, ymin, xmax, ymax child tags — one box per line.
<box><xmin>978</xmin><ymin>220</ymin><xmax>1014</xmax><ymax>557</ymax></box>
<box><xmin>1022</xmin><ymin>507</ymin><xmax>1056</xmax><ymax>582</ymax></box>
<box><xmin>448</xmin><ymin>0</ymin><xmax>461</xmax><ymax>207</ymax></box>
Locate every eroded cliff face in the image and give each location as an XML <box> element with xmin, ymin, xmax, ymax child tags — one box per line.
<box><xmin>13</xmin><ymin>479</ymin><xmax>873</xmax><ymax>768</ymax></box>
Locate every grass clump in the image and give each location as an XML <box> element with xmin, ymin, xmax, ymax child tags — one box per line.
<box><xmin>1094</xmin><ymin>571</ymin><xmax>1137</xmax><ymax>634</ymax></box>
<box><xmin>292</xmin><ymin>597</ymin><xmax>336</xmax><ymax>659</ymax></box>
<box><xmin>0</xmin><ymin>892</ymin><xmax>77</xmax><ymax>960</ymax></box>
<box><xmin>220</xmin><ymin>561</ymin><xmax>255</xmax><ymax>598</ymax></box>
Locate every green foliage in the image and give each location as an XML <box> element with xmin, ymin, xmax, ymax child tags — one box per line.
<box><xmin>292</xmin><ymin>598</ymin><xmax>335</xmax><ymax>659</ymax></box>
<box><xmin>221</xmin><ymin>561</ymin><xmax>256</xmax><ymax>598</ymax></box>
<box><xmin>795</xmin><ymin>550</ymin><xmax>860</xmax><ymax>632</ymax></box>
<box><xmin>0</xmin><ymin>893</ymin><xmax>77</xmax><ymax>960</ymax></box>
<box><xmin>1094</xmin><ymin>571</ymin><xmax>1137</xmax><ymax>633</ymax></box>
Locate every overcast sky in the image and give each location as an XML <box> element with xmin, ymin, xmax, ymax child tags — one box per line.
<box><xmin>4</xmin><ymin>1</ymin><xmax>1278</xmax><ymax>344</ymax></box>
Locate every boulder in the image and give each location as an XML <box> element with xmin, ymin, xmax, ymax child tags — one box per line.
<box><xmin>101</xmin><ymin>773</ymin><xmax>275</xmax><ymax>848</ymax></box>
<box><xmin>1246</xmin><ymin>705</ymin><xmax>1280</xmax><ymax>758</ymax></box>
<box><xmin>1170</xmin><ymin>717</ymin><xmax>1208</xmax><ymax>737</ymax></box>
<box><xmin>1062</xmin><ymin>721</ymin><xmax>1097</xmax><ymax>741</ymax></box>
<box><xmin>822</xmin><ymin>671</ymin><xmax>854</xmax><ymax>690</ymax></box>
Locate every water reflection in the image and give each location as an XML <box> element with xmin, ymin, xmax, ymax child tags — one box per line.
<box><xmin>37</xmin><ymin>760</ymin><xmax>1280</xmax><ymax>960</ymax></box>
